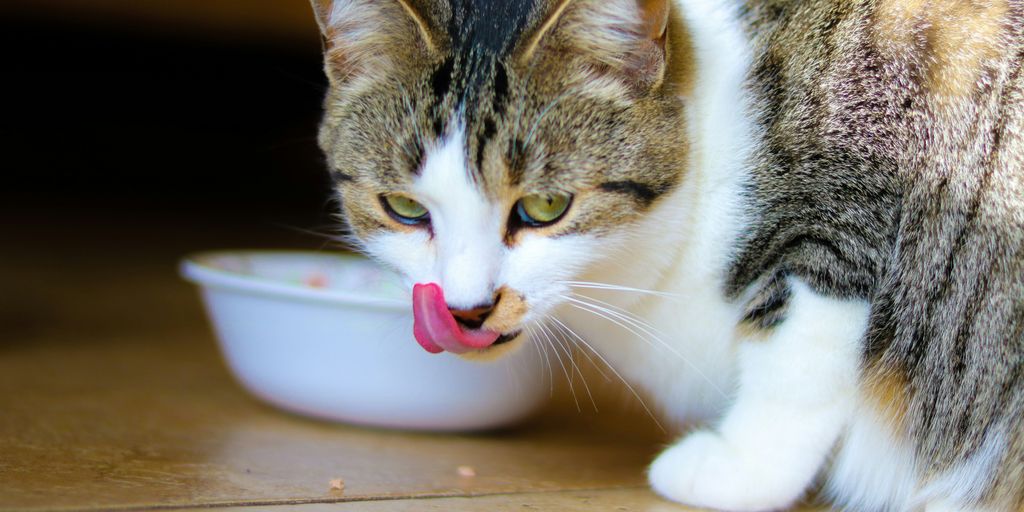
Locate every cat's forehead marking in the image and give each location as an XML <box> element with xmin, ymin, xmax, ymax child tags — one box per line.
<box><xmin>447</xmin><ymin>0</ymin><xmax>537</xmax><ymax>62</ymax></box>
<box><xmin>430</xmin><ymin>0</ymin><xmax>539</xmax><ymax>143</ymax></box>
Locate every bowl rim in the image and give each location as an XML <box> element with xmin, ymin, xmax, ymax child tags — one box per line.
<box><xmin>180</xmin><ymin>250</ymin><xmax>409</xmax><ymax>310</ymax></box>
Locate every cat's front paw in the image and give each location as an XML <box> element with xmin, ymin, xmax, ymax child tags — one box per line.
<box><xmin>648</xmin><ymin>431</ymin><xmax>803</xmax><ymax>512</ymax></box>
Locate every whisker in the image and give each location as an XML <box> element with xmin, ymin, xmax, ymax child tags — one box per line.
<box><xmin>565</xmin><ymin>295</ymin><xmax>713</xmax><ymax>382</ymax></box>
<box><xmin>271</xmin><ymin>223</ymin><xmax>350</xmax><ymax>252</ymax></box>
<box><xmin>564</xmin><ymin>296</ymin><xmax>728</xmax><ymax>400</ymax></box>
<box><xmin>335</xmin><ymin>237</ymin><xmax>374</xmax><ymax>260</ymax></box>
<box><xmin>559</xmin><ymin>280</ymin><xmax>683</xmax><ymax>300</ymax></box>
<box><xmin>547</xmin><ymin>318</ymin><xmax>603</xmax><ymax>413</ymax></box>
<box><xmin>538</xmin><ymin>320</ymin><xmax>580</xmax><ymax>412</ymax></box>
<box><xmin>571</xmin><ymin>293</ymin><xmax>677</xmax><ymax>341</ymax></box>
<box><xmin>548</xmin><ymin>317</ymin><xmax>611</xmax><ymax>383</ymax></box>
<box><xmin>547</xmin><ymin>315</ymin><xmax>665</xmax><ymax>433</ymax></box>
<box><xmin>526</xmin><ymin>325</ymin><xmax>555</xmax><ymax>396</ymax></box>
<box><xmin>541</xmin><ymin>317</ymin><xmax>597</xmax><ymax>412</ymax></box>
<box><xmin>271</xmin><ymin>66</ymin><xmax>328</xmax><ymax>94</ymax></box>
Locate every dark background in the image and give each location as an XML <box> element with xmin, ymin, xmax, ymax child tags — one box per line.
<box><xmin>2</xmin><ymin>1</ymin><xmax>337</xmax><ymax>248</ymax></box>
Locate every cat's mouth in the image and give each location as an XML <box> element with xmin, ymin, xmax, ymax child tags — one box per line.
<box><xmin>493</xmin><ymin>331</ymin><xmax>522</xmax><ymax>347</ymax></box>
<box><xmin>412</xmin><ymin>283</ymin><xmax>523</xmax><ymax>355</ymax></box>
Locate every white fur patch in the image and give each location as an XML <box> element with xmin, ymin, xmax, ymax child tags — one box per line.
<box><xmin>504</xmin><ymin>232</ymin><xmax>609</xmax><ymax>325</ymax></box>
<box><xmin>410</xmin><ymin>124</ymin><xmax>505</xmax><ymax>309</ymax></box>
<box><xmin>828</xmin><ymin>411</ymin><xmax>1007</xmax><ymax>511</ymax></box>
<box><xmin>916</xmin><ymin>433</ymin><xmax>1006</xmax><ymax>509</ymax></box>
<box><xmin>648</xmin><ymin>281</ymin><xmax>869</xmax><ymax>511</ymax></box>
<box><xmin>827</xmin><ymin>407</ymin><xmax>920</xmax><ymax>511</ymax></box>
<box><xmin>828</xmin><ymin>428</ymin><xmax>1008</xmax><ymax>512</ymax></box>
<box><xmin>558</xmin><ymin>0</ymin><xmax>758</xmax><ymax>426</ymax></box>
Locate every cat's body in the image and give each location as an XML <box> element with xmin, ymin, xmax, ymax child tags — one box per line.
<box><xmin>311</xmin><ymin>0</ymin><xmax>1024</xmax><ymax>510</ymax></box>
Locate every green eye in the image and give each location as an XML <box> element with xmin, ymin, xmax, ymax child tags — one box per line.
<box><xmin>516</xmin><ymin>193</ymin><xmax>573</xmax><ymax>227</ymax></box>
<box><xmin>382</xmin><ymin>194</ymin><xmax>429</xmax><ymax>225</ymax></box>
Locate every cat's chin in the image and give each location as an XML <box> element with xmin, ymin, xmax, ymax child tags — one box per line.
<box><xmin>456</xmin><ymin>331</ymin><xmax>526</xmax><ymax>362</ymax></box>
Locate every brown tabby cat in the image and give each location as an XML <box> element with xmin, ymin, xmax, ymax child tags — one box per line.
<box><xmin>310</xmin><ymin>0</ymin><xmax>1024</xmax><ymax>510</ymax></box>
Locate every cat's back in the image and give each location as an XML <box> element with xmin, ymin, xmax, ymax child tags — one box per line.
<box><xmin>731</xmin><ymin>0</ymin><xmax>1024</xmax><ymax>309</ymax></box>
<box><xmin>739</xmin><ymin>0</ymin><xmax>1024</xmax><ymax>182</ymax></box>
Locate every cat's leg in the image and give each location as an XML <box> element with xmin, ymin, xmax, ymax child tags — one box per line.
<box><xmin>649</xmin><ymin>280</ymin><xmax>869</xmax><ymax>511</ymax></box>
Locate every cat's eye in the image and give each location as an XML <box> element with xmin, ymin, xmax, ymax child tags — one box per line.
<box><xmin>381</xmin><ymin>194</ymin><xmax>429</xmax><ymax>225</ymax></box>
<box><xmin>515</xmin><ymin>193</ymin><xmax>573</xmax><ymax>227</ymax></box>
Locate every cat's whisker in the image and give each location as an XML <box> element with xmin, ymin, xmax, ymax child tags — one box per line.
<box><xmin>540</xmin><ymin>317</ymin><xmax>597</xmax><ymax>412</ymax></box>
<box><xmin>548</xmin><ymin>316</ymin><xmax>612</xmax><ymax>383</ymax></box>
<box><xmin>525</xmin><ymin>325</ymin><xmax>555</xmax><ymax>396</ymax></box>
<box><xmin>563</xmin><ymin>296</ymin><xmax>728</xmax><ymax>400</ymax></box>
<box><xmin>536</xmin><ymin>320</ymin><xmax>576</xmax><ymax>411</ymax></box>
<box><xmin>504</xmin><ymin>342</ymin><xmax>523</xmax><ymax>399</ymax></box>
<box><xmin>330</xmin><ymin>224</ymin><xmax>373</xmax><ymax>257</ymax></box>
<box><xmin>537</xmin><ymin>327</ymin><xmax>556</xmax><ymax>396</ymax></box>
<box><xmin>537</xmin><ymin>320</ymin><xmax>581</xmax><ymax>412</ymax></box>
<box><xmin>272</xmin><ymin>223</ymin><xmax>349</xmax><ymax>251</ymax></box>
<box><xmin>565</xmin><ymin>294</ymin><xmax>726</xmax><ymax>398</ymax></box>
<box><xmin>335</xmin><ymin>235</ymin><xmax>374</xmax><ymax>259</ymax></box>
<box><xmin>559</xmin><ymin>280</ymin><xmax>684</xmax><ymax>300</ymax></box>
<box><xmin>546</xmin><ymin>315</ymin><xmax>665</xmax><ymax>433</ymax></box>
<box><xmin>546</xmin><ymin>317</ymin><xmax>602</xmax><ymax>413</ymax></box>
<box><xmin>269</xmin><ymin>65</ymin><xmax>329</xmax><ymax>94</ymax></box>
<box><xmin>568</xmin><ymin>293</ymin><xmax>676</xmax><ymax>346</ymax></box>
<box><xmin>565</xmin><ymin>299</ymin><xmax>667</xmax><ymax>359</ymax></box>
<box><xmin>571</xmin><ymin>293</ymin><xmax>679</xmax><ymax>343</ymax></box>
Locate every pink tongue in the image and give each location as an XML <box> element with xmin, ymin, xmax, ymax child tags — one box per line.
<box><xmin>412</xmin><ymin>283</ymin><xmax>501</xmax><ymax>354</ymax></box>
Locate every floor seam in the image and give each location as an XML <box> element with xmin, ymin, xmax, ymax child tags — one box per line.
<box><xmin>26</xmin><ymin>485</ymin><xmax>651</xmax><ymax>512</ymax></box>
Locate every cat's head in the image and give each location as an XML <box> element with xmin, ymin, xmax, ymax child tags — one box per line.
<box><xmin>313</xmin><ymin>0</ymin><xmax>692</xmax><ymax>359</ymax></box>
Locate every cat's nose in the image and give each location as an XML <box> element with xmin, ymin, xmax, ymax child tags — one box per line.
<box><xmin>449</xmin><ymin>301</ymin><xmax>495</xmax><ymax>330</ymax></box>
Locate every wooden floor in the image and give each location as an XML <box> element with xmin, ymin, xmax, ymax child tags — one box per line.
<box><xmin>0</xmin><ymin>213</ymin><xmax>828</xmax><ymax>511</ymax></box>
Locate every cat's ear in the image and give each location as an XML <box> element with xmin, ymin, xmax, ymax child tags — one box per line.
<box><xmin>310</xmin><ymin>0</ymin><xmax>436</xmax><ymax>86</ymax></box>
<box><xmin>522</xmin><ymin>0</ymin><xmax>670</xmax><ymax>90</ymax></box>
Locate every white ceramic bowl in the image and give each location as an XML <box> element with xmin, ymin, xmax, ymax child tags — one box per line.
<box><xmin>181</xmin><ymin>251</ymin><xmax>547</xmax><ymax>431</ymax></box>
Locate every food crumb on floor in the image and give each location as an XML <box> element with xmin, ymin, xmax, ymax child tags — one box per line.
<box><xmin>456</xmin><ymin>465</ymin><xmax>476</xmax><ymax>478</ymax></box>
<box><xmin>329</xmin><ymin>478</ymin><xmax>345</xmax><ymax>492</ymax></box>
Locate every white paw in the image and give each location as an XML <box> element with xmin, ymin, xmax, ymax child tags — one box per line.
<box><xmin>648</xmin><ymin>431</ymin><xmax>805</xmax><ymax>511</ymax></box>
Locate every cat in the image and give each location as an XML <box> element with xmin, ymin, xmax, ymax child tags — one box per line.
<box><xmin>309</xmin><ymin>0</ymin><xmax>1024</xmax><ymax>510</ymax></box>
